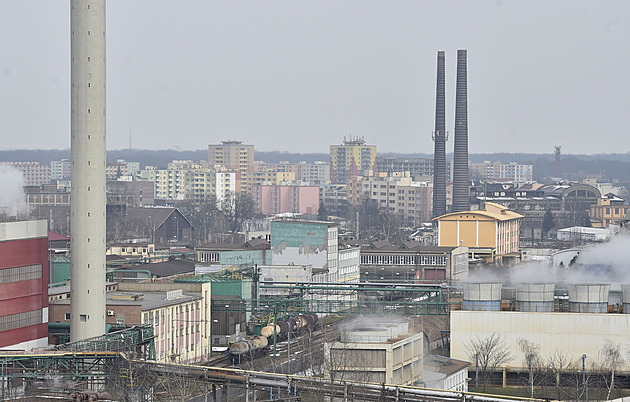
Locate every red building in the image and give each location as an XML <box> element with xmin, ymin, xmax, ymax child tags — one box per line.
<box><xmin>0</xmin><ymin>220</ymin><xmax>49</xmax><ymax>350</ymax></box>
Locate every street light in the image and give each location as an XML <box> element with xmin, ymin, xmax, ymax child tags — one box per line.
<box><xmin>582</xmin><ymin>354</ymin><xmax>588</xmax><ymax>402</ymax></box>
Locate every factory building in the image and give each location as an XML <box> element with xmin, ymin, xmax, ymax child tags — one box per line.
<box><xmin>434</xmin><ymin>202</ymin><xmax>522</xmax><ymax>264</ymax></box>
<box><xmin>325</xmin><ymin>317</ymin><xmax>423</xmax><ymax>385</ymax></box>
<box><xmin>358</xmin><ymin>242</ymin><xmax>468</xmax><ymax>282</ymax></box>
<box><xmin>271</xmin><ymin>220</ymin><xmax>340</xmax><ymax>282</ymax></box>
<box><xmin>0</xmin><ymin>220</ymin><xmax>49</xmax><ymax>350</ymax></box>
<box><xmin>451</xmin><ymin>281</ymin><xmax>630</xmax><ymax>374</ymax></box>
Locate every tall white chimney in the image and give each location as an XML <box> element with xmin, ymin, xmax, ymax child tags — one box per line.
<box><xmin>70</xmin><ymin>0</ymin><xmax>107</xmax><ymax>341</ymax></box>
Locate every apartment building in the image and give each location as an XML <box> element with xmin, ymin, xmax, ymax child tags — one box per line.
<box><xmin>330</xmin><ymin>137</ymin><xmax>376</xmax><ymax>185</ymax></box>
<box><xmin>347</xmin><ymin>172</ymin><xmax>433</xmax><ymax>225</ymax></box>
<box><xmin>0</xmin><ymin>161</ymin><xmax>50</xmax><ymax>186</ymax></box>
<box><xmin>208</xmin><ymin>141</ymin><xmax>255</xmax><ymax>194</ymax></box>
<box><xmin>469</xmin><ymin>161</ymin><xmax>533</xmax><ymax>183</ymax></box>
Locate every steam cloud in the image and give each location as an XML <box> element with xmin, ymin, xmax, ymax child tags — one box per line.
<box><xmin>0</xmin><ymin>165</ymin><xmax>28</xmax><ymax>217</ymax></box>
<box><xmin>466</xmin><ymin>234</ymin><xmax>630</xmax><ymax>288</ymax></box>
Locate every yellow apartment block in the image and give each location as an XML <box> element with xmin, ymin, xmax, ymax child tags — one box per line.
<box><xmin>434</xmin><ymin>202</ymin><xmax>523</xmax><ymax>264</ymax></box>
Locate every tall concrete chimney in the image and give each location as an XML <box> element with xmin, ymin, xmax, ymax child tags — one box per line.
<box><xmin>451</xmin><ymin>49</ymin><xmax>469</xmax><ymax>213</ymax></box>
<box><xmin>70</xmin><ymin>0</ymin><xmax>107</xmax><ymax>341</ymax></box>
<box><xmin>432</xmin><ymin>51</ymin><xmax>447</xmax><ymax>218</ymax></box>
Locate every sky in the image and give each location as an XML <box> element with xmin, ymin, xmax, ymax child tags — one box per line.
<box><xmin>1</xmin><ymin>1</ymin><xmax>629</xmax><ymax>154</ymax></box>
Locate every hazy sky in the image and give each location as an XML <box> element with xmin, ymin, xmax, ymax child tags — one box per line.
<box><xmin>1</xmin><ymin>1</ymin><xmax>629</xmax><ymax>154</ymax></box>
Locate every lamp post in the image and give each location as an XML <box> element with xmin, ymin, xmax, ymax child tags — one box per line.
<box><xmin>582</xmin><ymin>354</ymin><xmax>588</xmax><ymax>402</ymax></box>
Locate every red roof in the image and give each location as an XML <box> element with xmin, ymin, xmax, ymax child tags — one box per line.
<box><xmin>48</xmin><ymin>231</ymin><xmax>70</xmax><ymax>241</ymax></box>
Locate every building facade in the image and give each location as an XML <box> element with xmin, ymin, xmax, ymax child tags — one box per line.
<box><xmin>253</xmin><ymin>184</ymin><xmax>320</xmax><ymax>215</ymax></box>
<box><xmin>0</xmin><ymin>220</ymin><xmax>49</xmax><ymax>350</ymax></box>
<box><xmin>330</xmin><ymin>137</ymin><xmax>376</xmax><ymax>185</ymax></box>
<box><xmin>435</xmin><ymin>202</ymin><xmax>523</xmax><ymax>264</ymax></box>
<box><xmin>469</xmin><ymin>161</ymin><xmax>533</xmax><ymax>183</ymax></box>
<box><xmin>208</xmin><ymin>140</ymin><xmax>255</xmax><ymax>194</ymax></box>
<box><xmin>347</xmin><ymin>172</ymin><xmax>433</xmax><ymax>225</ymax></box>
<box><xmin>271</xmin><ymin>220</ymin><xmax>340</xmax><ymax>282</ymax></box>
<box><xmin>0</xmin><ymin>161</ymin><xmax>50</xmax><ymax>186</ymax></box>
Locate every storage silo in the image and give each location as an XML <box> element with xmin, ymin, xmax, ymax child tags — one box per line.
<box><xmin>463</xmin><ymin>282</ymin><xmax>502</xmax><ymax>311</ymax></box>
<box><xmin>568</xmin><ymin>284</ymin><xmax>610</xmax><ymax>313</ymax></box>
<box><xmin>515</xmin><ymin>283</ymin><xmax>555</xmax><ymax>312</ymax></box>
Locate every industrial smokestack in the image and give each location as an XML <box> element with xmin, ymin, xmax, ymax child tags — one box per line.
<box><xmin>70</xmin><ymin>0</ymin><xmax>107</xmax><ymax>341</ymax></box>
<box><xmin>451</xmin><ymin>49</ymin><xmax>469</xmax><ymax>213</ymax></box>
<box><xmin>432</xmin><ymin>51</ymin><xmax>447</xmax><ymax>218</ymax></box>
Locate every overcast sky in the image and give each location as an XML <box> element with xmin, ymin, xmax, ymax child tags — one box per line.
<box><xmin>1</xmin><ymin>1</ymin><xmax>629</xmax><ymax>154</ymax></box>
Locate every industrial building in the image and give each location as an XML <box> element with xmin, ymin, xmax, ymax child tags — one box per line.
<box><xmin>325</xmin><ymin>317</ymin><xmax>423</xmax><ymax>385</ymax></box>
<box><xmin>451</xmin><ymin>281</ymin><xmax>630</xmax><ymax>375</ymax></box>
<box><xmin>0</xmin><ymin>220</ymin><xmax>49</xmax><ymax>350</ymax></box>
<box><xmin>434</xmin><ymin>202</ymin><xmax>522</xmax><ymax>264</ymax></box>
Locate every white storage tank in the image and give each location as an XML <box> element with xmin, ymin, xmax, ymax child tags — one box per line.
<box><xmin>568</xmin><ymin>284</ymin><xmax>610</xmax><ymax>313</ymax></box>
<box><xmin>516</xmin><ymin>283</ymin><xmax>555</xmax><ymax>312</ymax></box>
<box><xmin>462</xmin><ymin>282</ymin><xmax>502</xmax><ymax>311</ymax></box>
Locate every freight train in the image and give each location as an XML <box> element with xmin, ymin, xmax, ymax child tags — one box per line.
<box><xmin>227</xmin><ymin>314</ymin><xmax>318</xmax><ymax>358</ymax></box>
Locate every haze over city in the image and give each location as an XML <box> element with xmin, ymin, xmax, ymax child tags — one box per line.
<box><xmin>1</xmin><ymin>0</ymin><xmax>630</xmax><ymax>154</ymax></box>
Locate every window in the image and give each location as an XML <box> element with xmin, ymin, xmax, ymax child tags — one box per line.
<box><xmin>65</xmin><ymin>313</ymin><xmax>71</xmax><ymax>320</ymax></box>
<box><xmin>0</xmin><ymin>264</ymin><xmax>42</xmax><ymax>284</ymax></box>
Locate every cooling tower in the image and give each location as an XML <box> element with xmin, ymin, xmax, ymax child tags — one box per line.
<box><xmin>516</xmin><ymin>283</ymin><xmax>555</xmax><ymax>312</ymax></box>
<box><xmin>70</xmin><ymin>0</ymin><xmax>107</xmax><ymax>341</ymax></box>
<box><xmin>462</xmin><ymin>282</ymin><xmax>502</xmax><ymax>311</ymax></box>
<box><xmin>568</xmin><ymin>284</ymin><xmax>609</xmax><ymax>313</ymax></box>
<box><xmin>432</xmin><ymin>51</ymin><xmax>447</xmax><ymax>218</ymax></box>
<box><xmin>451</xmin><ymin>49</ymin><xmax>469</xmax><ymax>213</ymax></box>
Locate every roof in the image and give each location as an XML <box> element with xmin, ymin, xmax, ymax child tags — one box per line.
<box><xmin>132</xmin><ymin>259</ymin><xmax>197</xmax><ymax>277</ymax></box>
<box><xmin>434</xmin><ymin>202</ymin><xmax>523</xmax><ymax>222</ymax></box>
<box><xmin>423</xmin><ymin>355</ymin><xmax>470</xmax><ymax>376</ymax></box>
<box><xmin>48</xmin><ymin>231</ymin><xmax>70</xmax><ymax>241</ymax></box>
<box><xmin>125</xmin><ymin>207</ymin><xmax>195</xmax><ymax>230</ymax></box>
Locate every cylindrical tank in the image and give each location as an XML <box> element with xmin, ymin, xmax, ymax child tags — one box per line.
<box><xmin>303</xmin><ymin>313</ymin><xmax>318</xmax><ymax>327</ymax></box>
<box><xmin>516</xmin><ymin>283</ymin><xmax>555</xmax><ymax>312</ymax></box>
<box><xmin>620</xmin><ymin>285</ymin><xmax>630</xmax><ymax>314</ymax></box>
<box><xmin>568</xmin><ymin>284</ymin><xmax>610</xmax><ymax>313</ymax></box>
<box><xmin>462</xmin><ymin>282</ymin><xmax>502</xmax><ymax>311</ymax></box>
<box><xmin>277</xmin><ymin>320</ymin><xmax>289</xmax><ymax>336</ymax></box>
<box><xmin>250</xmin><ymin>335</ymin><xmax>268</xmax><ymax>350</ymax></box>
<box><xmin>260</xmin><ymin>325</ymin><xmax>281</xmax><ymax>338</ymax></box>
<box><xmin>228</xmin><ymin>340</ymin><xmax>250</xmax><ymax>356</ymax></box>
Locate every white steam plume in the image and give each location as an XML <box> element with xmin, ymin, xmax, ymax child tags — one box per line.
<box><xmin>0</xmin><ymin>165</ymin><xmax>28</xmax><ymax>217</ymax></box>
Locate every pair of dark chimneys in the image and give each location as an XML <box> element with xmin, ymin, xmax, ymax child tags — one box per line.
<box><xmin>432</xmin><ymin>49</ymin><xmax>469</xmax><ymax>218</ymax></box>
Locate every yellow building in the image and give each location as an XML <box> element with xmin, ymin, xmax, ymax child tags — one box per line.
<box><xmin>252</xmin><ymin>170</ymin><xmax>296</xmax><ymax>186</ymax></box>
<box><xmin>589</xmin><ymin>195</ymin><xmax>629</xmax><ymax>228</ymax></box>
<box><xmin>434</xmin><ymin>202</ymin><xmax>523</xmax><ymax>264</ymax></box>
<box><xmin>330</xmin><ymin>137</ymin><xmax>376</xmax><ymax>184</ymax></box>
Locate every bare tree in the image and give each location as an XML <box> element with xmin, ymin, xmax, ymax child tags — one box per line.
<box><xmin>547</xmin><ymin>349</ymin><xmax>571</xmax><ymax>400</ymax></box>
<box><xmin>518</xmin><ymin>338</ymin><xmax>547</xmax><ymax>398</ymax></box>
<box><xmin>598</xmin><ymin>338</ymin><xmax>626</xmax><ymax>400</ymax></box>
<box><xmin>466</xmin><ymin>333</ymin><xmax>513</xmax><ymax>392</ymax></box>
<box><xmin>221</xmin><ymin>192</ymin><xmax>255</xmax><ymax>236</ymax></box>
<box><xmin>178</xmin><ymin>196</ymin><xmax>219</xmax><ymax>245</ymax></box>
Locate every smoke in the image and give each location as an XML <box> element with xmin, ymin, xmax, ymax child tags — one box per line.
<box><xmin>466</xmin><ymin>235</ymin><xmax>630</xmax><ymax>288</ymax></box>
<box><xmin>0</xmin><ymin>165</ymin><xmax>28</xmax><ymax>218</ymax></box>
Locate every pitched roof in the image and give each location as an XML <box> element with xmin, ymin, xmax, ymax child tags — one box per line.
<box><xmin>48</xmin><ymin>231</ymin><xmax>70</xmax><ymax>241</ymax></box>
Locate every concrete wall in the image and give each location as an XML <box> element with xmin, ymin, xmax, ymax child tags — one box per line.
<box><xmin>451</xmin><ymin>310</ymin><xmax>630</xmax><ymax>371</ymax></box>
<box><xmin>271</xmin><ymin>221</ymin><xmax>329</xmax><ymax>268</ymax></box>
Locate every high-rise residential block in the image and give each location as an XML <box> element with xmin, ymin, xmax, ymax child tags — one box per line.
<box><xmin>330</xmin><ymin>137</ymin><xmax>376</xmax><ymax>185</ymax></box>
<box><xmin>208</xmin><ymin>141</ymin><xmax>254</xmax><ymax>194</ymax></box>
